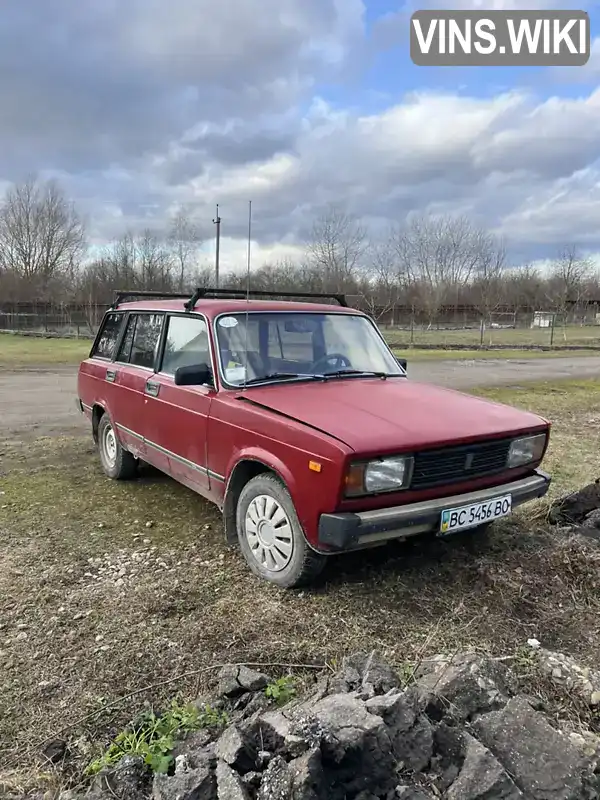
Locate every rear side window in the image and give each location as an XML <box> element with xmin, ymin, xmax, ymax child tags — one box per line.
<box><xmin>92</xmin><ymin>312</ymin><xmax>123</xmax><ymax>360</ymax></box>
<box><xmin>116</xmin><ymin>313</ymin><xmax>163</xmax><ymax>369</ymax></box>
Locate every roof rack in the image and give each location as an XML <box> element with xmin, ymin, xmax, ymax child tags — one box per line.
<box><xmin>111</xmin><ymin>287</ymin><xmax>348</xmax><ymax>312</ymax></box>
<box><xmin>192</xmin><ymin>287</ymin><xmax>348</xmax><ymax>307</ymax></box>
<box><xmin>111</xmin><ymin>290</ymin><xmax>193</xmax><ymax>310</ymax></box>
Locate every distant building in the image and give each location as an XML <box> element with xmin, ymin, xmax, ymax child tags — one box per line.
<box><xmin>531</xmin><ymin>311</ymin><xmax>554</xmax><ymax>328</ymax></box>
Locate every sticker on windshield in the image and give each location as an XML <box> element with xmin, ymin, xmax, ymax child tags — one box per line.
<box><xmin>225</xmin><ymin>366</ymin><xmax>246</xmax><ymax>382</ymax></box>
<box><xmin>219</xmin><ymin>316</ymin><xmax>238</xmax><ymax>328</ymax></box>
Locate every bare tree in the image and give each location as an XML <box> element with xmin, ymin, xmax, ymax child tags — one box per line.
<box><xmin>0</xmin><ymin>176</ymin><xmax>85</xmax><ymax>297</ymax></box>
<box><xmin>307</xmin><ymin>204</ymin><xmax>367</xmax><ymax>292</ymax></box>
<box><xmin>471</xmin><ymin>234</ymin><xmax>507</xmax><ymax>324</ymax></box>
<box><xmin>390</xmin><ymin>214</ymin><xmax>487</xmax><ymax>327</ymax></box>
<box><xmin>168</xmin><ymin>207</ymin><xmax>203</xmax><ymax>290</ymax></box>
<box><xmin>546</xmin><ymin>246</ymin><xmax>593</xmax><ymax>337</ymax></box>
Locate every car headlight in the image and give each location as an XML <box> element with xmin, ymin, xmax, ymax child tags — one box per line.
<box><xmin>507</xmin><ymin>433</ymin><xmax>546</xmax><ymax>468</ymax></box>
<box><xmin>345</xmin><ymin>455</ymin><xmax>413</xmax><ymax>497</ymax></box>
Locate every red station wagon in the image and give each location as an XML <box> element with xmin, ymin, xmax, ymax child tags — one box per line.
<box><xmin>77</xmin><ymin>288</ymin><xmax>551</xmax><ymax>588</ymax></box>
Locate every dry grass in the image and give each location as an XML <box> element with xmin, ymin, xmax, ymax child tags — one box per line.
<box><xmin>0</xmin><ymin>379</ymin><xmax>599</xmax><ymax>794</ymax></box>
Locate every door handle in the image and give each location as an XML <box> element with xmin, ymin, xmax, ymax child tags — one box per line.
<box><xmin>106</xmin><ymin>369</ymin><xmax>117</xmax><ymax>382</ymax></box>
<box><xmin>146</xmin><ymin>381</ymin><xmax>160</xmax><ymax>397</ymax></box>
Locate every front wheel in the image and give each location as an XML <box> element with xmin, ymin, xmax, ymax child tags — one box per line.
<box><xmin>97</xmin><ymin>414</ymin><xmax>138</xmax><ymax>480</ymax></box>
<box><xmin>236</xmin><ymin>474</ymin><xmax>326</xmax><ymax>588</ymax></box>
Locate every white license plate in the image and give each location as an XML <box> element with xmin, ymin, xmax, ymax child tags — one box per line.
<box><xmin>439</xmin><ymin>494</ymin><xmax>512</xmax><ymax>535</ymax></box>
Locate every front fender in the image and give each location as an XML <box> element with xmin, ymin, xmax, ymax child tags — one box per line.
<box><xmin>225</xmin><ymin>446</ymin><xmax>299</xmax><ymax>499</ymax></box>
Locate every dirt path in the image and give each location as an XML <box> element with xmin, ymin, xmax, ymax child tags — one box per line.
<box><xmin>1</xmin><ymin>356</ymin><xmax>599</xmax><ymax>441</ymax></box>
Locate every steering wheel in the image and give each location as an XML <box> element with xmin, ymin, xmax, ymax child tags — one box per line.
<box><xmin>312</xmin><ymin>352</ymin><xmax>352</xmax><ymax>373</ymax></box>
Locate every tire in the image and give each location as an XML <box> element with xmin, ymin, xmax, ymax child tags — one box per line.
<box><xmin>97</xmin><ymin>414</ymin><xmax>138</xmax><ymax>480</ymax></box>
<box><xmin>236</xmin><ymin>473</ymin><xmax>326</xmax><ymax>588</ymax></box>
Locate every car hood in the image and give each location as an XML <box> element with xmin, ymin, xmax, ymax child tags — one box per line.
<box><xmin>237</xmin><ymin>377</ymin><xmax>548</xmax><ymax>453</ymax></box>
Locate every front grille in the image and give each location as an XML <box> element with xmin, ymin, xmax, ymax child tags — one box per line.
<box><xmin>411</xmin><ymin>438</ymin><xmax>511</xmax><ymax>490</ymax></box>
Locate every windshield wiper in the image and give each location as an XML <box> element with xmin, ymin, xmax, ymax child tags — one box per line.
<box><xmin>242</xmin><ymin>372</ymin><xmax>319</xmax><ymax>386</ymax></box>
<box><xmin>320</xmin><ymin>369</ymin><xmax>400</xmax><ymax>379</ymax></box>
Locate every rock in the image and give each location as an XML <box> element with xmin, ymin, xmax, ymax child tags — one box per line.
<box><xmin>536</xmin><ymin>649</ymin><xmax>600</xmax><ymax>707</ymax></box>
<box><xmin>240</xmin><ymin>772</ymin><xmax>262</xmax><ymax>792</ymax></box>
<box><xmin>292</xmin><ymin>693</ymin><xmax>395</xmax><ymax>795</ymax></box>
<box><xmin>256</xmin><ymin>755</ymin><xmax>293</xmax><ymax>799</ymax></box>
<box><xmin>394</xmin><ymin>788</ymin><xmax>436</xmax><ymax>799</ymax></box>
<box><xmin>152</xmin><ymin>764</ymin><xmax>216</xmax><ymax>800</ymax></box>
<box><xmin>171</xmin><ymin>732</ymin><xmax>216</xmax><ymax>770</ymax></box>
<box><xmin>288</xmin><ymin>748</ymin><xmax>323</xmax><ymax>800</ymax></box>
<box><xmin>215</xmin><ymin>725</ymin><xmax>256</xmax><ymax>774</ymax></box>
<box><xmin>90</xmin><ymin>755</ymin><xmax>149</xmax><ymax>800</ymax></box>
<box><xmin>244</xmin><ymin>709</ymin><xmax>310</xmax><ymax>758</ymax></box>
<box><xmin>365</xmin><ymin>689</ymin><xmax>419</xmax><ymax>731</ymax></box>
<box><xmin>218</xmin><ymin>665</ymin><xmax>270</xmax><ymax>698</ymax></box>
<box><xmin>582</xmin><ymin>509</ymin><xmax>600</xmax><ymax>529</ymax></box>
<box><xmin>446</xmin><ymin>733</ymin><xmax>523</xmax><ymax>799</ymax></box>
<box><xmin>235</xmin><ymin>690</ymin><xmax>271</xmax><ymax>720</ymax></box>
<box><xmin>366</xmin><ymin>688</ymin><xmax>432</xmax><ymax>770</ymax></box>
<box><xmin>42</xmin><ymin>738</ymin><xmax>67</xmax><ymax>764</ymax></box>
<box><xmin>472</xmin><ymin>696</ymin><xmax>584</xmax><ymax>799</ymax></box>
<box><xmin>328</xmin><ymin>651</ymin><xmax>402</xmax><ymax>697</ymax></box>
<box><xmin>216</xmin><ymin>760</ymin><xmax>251</xmax><ymax>799</ymax></box>
<box><xmin>414</xmin><ymin>653</ymin><xmax>507</xmax><ymax>722</ymax></box>
<box><xmin>396</xmin><ymin>714</ymin><xmax>434</xmax><ymax>772</ymax></box>
<box><xmin>548</xmin><ymin>481</ymin><xmax>600</xmax><ymax>526</ymax></box>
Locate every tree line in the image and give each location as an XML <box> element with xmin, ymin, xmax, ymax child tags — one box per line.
<box><xmin>0</xmin><ymin>176</ymin><xmax>599</xmax><ymax>324</ymax></box>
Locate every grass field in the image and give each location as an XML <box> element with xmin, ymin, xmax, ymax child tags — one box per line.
<box><xmin>1</xmin><ymin>331</ymin><xmax>599</xmax><ymax>369</ymax></box>
<box><xmin>1</xmin><ymin>378</ymin><xmax>599</xmax><ymax>794</ymax></box>
<box><xmin>385</xmin><ymin>324</ymin><xmax>600</xmax><ymax>349</ymax></box>
<box><xmin>0</xmin><ymin>334</ymin><xmax>91</xmax><ymax>366</ymax></box>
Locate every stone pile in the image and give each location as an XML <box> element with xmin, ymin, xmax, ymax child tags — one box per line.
<box><xmin>60</xmin><ymin>650</ymin><xmax>600</xmax><ymax>800</ymax></box>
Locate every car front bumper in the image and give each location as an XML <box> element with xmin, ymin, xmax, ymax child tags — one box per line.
<box><xmin>317</xmin><ymin>468</ymin><xmax>551</xmax><ymax>551</ymax></box>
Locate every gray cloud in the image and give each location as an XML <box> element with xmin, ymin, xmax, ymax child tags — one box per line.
<box><xmin>2</xmin><ymin>0</ymin><xmax>600</xmax><ymax>261</ymax></box>
<box><xmin>0</xmin><ymin>0</ymin><xmax>363</xmax><ymax>177</ymax></box>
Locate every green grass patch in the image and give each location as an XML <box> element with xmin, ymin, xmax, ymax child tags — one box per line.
<box><xmin>385</xmin><ymin>324</ymin><xmax>600</xmax><ymax>349</ymax></box>
<box><xmin>393</xmin><ymin>347</ymin><xmax>600</xmax><ymax>362</ymax></box>
<box><xmin>86</xmin><ymin>700</ymin><xmax>229</xmax><ymax>776</ymax></box>
<box><xmin>0</xmin><ymin>333</ymin><xmax>90</xmax><ymax>366</ymax></box>
<box><xmin>472</xmin><ymin>379</ymin><xmax>600</xmax><ymax>496</ymax></box>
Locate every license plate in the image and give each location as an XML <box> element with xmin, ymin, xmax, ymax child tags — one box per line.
<box><xmin>439</xmin><ymin>494</ymin><xmax>512</xmax><ymax>535</ymax></box>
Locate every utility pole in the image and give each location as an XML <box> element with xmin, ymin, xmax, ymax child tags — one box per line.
<box><xmin>212</xmin><ymin>204</ymin><xmax>221</xmax><ymax>288</ymax></box>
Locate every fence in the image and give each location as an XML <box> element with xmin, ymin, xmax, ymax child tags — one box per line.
<box><xmin>0</xmin><ymin>302</ymin><xmax>110</xmax><ymax>338</ymax></box>
<box><xmin>0</xmin><ymin>300</ymin><xmax>599</xmax><ymax>349</ymax></box>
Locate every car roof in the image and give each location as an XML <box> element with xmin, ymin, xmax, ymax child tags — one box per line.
<box><xmin>114</xmin><ymin>298</ymin><xmax>365</xmax><ymax>317</ymax></box>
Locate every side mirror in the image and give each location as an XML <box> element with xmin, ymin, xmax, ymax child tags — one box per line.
<box><xmin>174</xmin><ymin>363</ymin><xmax>213</xmax><ymax>387</ymax></box>
<box><xmin>396</xmin><ymin>357</ymin><xmax>407</xmax><ymax>372</ymax></box>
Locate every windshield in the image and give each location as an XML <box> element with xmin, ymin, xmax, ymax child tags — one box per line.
<box><xmin>214</xmin><ymin>311</ymin><xmax>403</xmax><ymax>386</ymax></box>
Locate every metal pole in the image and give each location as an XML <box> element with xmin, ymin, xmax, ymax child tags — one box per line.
<box><xmin>212</xmin><ymin>204</ymin><xmax>221</xmax><ymax>288</ymax></box>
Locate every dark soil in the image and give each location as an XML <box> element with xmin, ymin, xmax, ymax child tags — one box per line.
<box><xmin>548</xmin><ymin>480</ymin><xmax>600</xmax><ymax>526</ymax></box>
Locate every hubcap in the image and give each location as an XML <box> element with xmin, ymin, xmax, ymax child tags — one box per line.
<box><xmin>245</xmin><ymin>494</ymin><xmax>294</xmax><ymax>572</ymax></box>
<box><xmin>102</xmin><ymin>424</ymin><xmax>117</xmax><ymax>466</ymax></box>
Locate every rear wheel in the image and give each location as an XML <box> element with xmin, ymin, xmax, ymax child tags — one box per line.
<box><xmin>97</xmin><ymin>414</ymin><xmax>138</xmax><ymax>480</ymax></box>
<box><xmin>236</xmin><ymin>473</ymin><xmax>326</xmax><ymax>588</ymax></box>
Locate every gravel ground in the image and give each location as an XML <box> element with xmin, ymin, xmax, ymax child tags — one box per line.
<box><xmin>1</xmin><ymin>356</ymin><xmax>599</xmax><ymax>443</ymax></box>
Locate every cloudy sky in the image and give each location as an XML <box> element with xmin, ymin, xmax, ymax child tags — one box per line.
<box><xmin>2</xmin><ymin>0</ymin><xmax>600</xmax><ymax>269</ymax></box>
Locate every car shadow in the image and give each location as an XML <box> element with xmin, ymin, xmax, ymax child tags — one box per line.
<box><xmin>315</xmin><ymin>526</ymin><xmax>501</xmax><ymax>590</ymax></box>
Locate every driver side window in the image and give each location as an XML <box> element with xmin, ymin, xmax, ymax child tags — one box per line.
<box><xmin>161</xmin><ymin>315</ymin><xmax>210</xmax><ymax>376</ymax></box>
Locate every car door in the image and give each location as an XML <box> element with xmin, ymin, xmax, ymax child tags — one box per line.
<box><xmin>111</xmin><ymin>311</ymin><xmax>165</xmax><ymax>461</ymax></box>
<box><xmin>142</xmin><ymin>312</ymin><xmax>215</xmax><ymax>495</ymax></box>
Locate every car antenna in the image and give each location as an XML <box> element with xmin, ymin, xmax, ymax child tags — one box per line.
<box><xmin>242</xmin><ymin>199</ymin><xmax>252</xmax><ymax>391</ymax></box>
